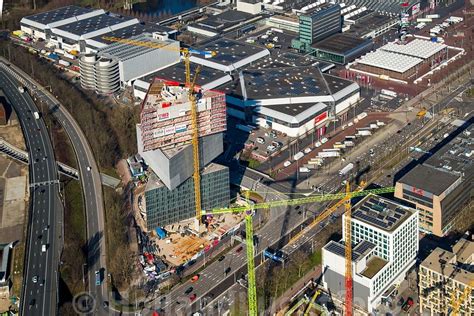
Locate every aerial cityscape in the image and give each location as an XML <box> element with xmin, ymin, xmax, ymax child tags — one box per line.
<box><xmin>0</xmin><ymin>0</ymin><xmax>472</xmax><ymax>315</ymax></box>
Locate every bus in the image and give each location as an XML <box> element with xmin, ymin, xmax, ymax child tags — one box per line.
<box><xmin>264</xmin><ymin>248</ymin><xmax>286</xmax><ymax>263</ymax></box>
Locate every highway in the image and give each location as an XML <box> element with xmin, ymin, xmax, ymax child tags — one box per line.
<box><xmin>0</xmin><ymin>71</ymin><xmax>62</xmax><ymax>316</ymax></box>
<box><xmin>0</xmin><ymin>59</ymin><xmax>109</xmax><ymax>314</ymax></box>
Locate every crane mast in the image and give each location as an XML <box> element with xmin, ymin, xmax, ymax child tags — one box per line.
<box><xmin>344</xmin><ymin>182</ymin><xmax>353</xmax><ymax>316</ymax></box>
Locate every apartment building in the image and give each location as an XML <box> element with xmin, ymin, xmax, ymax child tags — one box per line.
<box><xmin>418</xmin><ymin>237</ymin><xmax>473</xmax><ymax>315</ymax></box>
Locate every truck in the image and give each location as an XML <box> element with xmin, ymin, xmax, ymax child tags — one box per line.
<box><xmin>18</xmin><ymin>86</ymin><xmax>25</xmax><ymax>93</ymax></box>
<box><xmin>33</xmin><ymin>112</ymin><xmax>40</xmax><ymax>120</ymax></box>
<box><xmin>356</xmin><ymin>130</ymin><xmax>372</xmax><ymax>136</ymax></box>
<box><xmin>318</xmin><ymin>151</ymin><xmax>340</xmax><ymax>158</ymax></box>
<box><xmin>426</xmin><ymin>14</ymin><xmax>440</xmax><ymax>19</ymax></box>
<box><xmin>344</xmin><ymin>141</ymin><xmax>355</xmax><ymax>147</ymax></box>
<box><xmin>293</xmin><ymin>152</ymin><xmax>304</xmax><ymax>161</ymax></box>
<box><xmin>339</xmin><ymin>163</ymin><xmax>354</xmax><ymax>176</ymax></box>
<box><xmin>369</xmin><ymin>123</ymin><xmax>379</xmax><ymax>129</ymax></box>
<box><xmin>380</xmin><ymin>89</ymin><xmax>397</xmax><ymax>98</ymax></box>
<box><xmin>264</xmin><ymin>248</ymin><xmax>286</xmax><ymax>263</ymax></box>
<box><xmin>333</xmin><ymin>142</ymin><xmax>346</xmax><ymax>149</ymax></box>
<box><xmin>58</xmin><ymin>60</ymin><xmax>71</xmax><ymax>67</ymax></box>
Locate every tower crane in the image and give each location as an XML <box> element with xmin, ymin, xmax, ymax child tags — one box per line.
<box><xmin>102</xmin><ymin>36</ymin><xmax>216</xmax><ymax>227</ymax></box>
<box><xmin>450</xmin><ymin>280</ymin><xmax>474</xmax><ymax>316</ymax></box>
<box><xmin>203</xmin><ymin>186</ymin><xmax>395</xmax><ymax>315</ymax></box>
<box><xmin>344</xmin><ymin>182</ymin><xmax>353</xmax><ymax>316</ymax></box>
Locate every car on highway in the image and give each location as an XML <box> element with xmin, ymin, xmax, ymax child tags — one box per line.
<box><xmin>103</xmin><ymin>301</ymin><xmax>109</xmax><ymax>308</ymax></box>
<box><xmin>87</xmin><ymin>166</ymin><xmax>91</xmax><ymax>171</ymax></box>
<box><xmin>190</xmin><ymin>275</ymin><xmax>199</xmax><ymax>283</ymax></box>
<box><xmin>225</xmin><ymin>267</ymin><xmax>231</xmax><ymax>275</ymax></box>
<box><xmin>185</xmin><ymin>287</ymin><xmax>193</xmax><ymax>295</ymax></box>
<box><xmin>41</xmin><ymin>244</ymin><xmax>47</xmax><ymax>252</ymax></box>
<box><xmin>189</xmin><ymin>293</ymin><xmax>197</xmax><ymax>302</ymax></box>
<box><xmin>32</xmin><ymin>275</ymin><xmax>38</xmax><ymax>283</ymax></box>
<box><xmin>95</xmin><ymin>270</ymin><xmax>101</xmax><ymax>286</ymax></box>
<box><xmin>218</xmin><ymin>255</ymin><xmax>225</xmax><ymax>262</ymax></box>
<box><xmin>236</xmin><ymin>246</ymin><xmax>243</xmax><ymax>253</ymax></box>
<box><xmin>29</xmin><ymin>299</ymin><xmax>35</xmax><ymax>307</ymax></box>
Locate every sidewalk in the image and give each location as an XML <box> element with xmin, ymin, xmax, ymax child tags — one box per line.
<box><xmin>271</xmin><ymin>266</ymin><xmax>322</xmax><ymax>315</ymax></box>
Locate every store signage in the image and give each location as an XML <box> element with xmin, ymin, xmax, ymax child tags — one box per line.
<box><xmin>164</xmin><ymin>126</ymin><xmax>175</xmax><ymax>135</ymax></box>
<box><xmin>175</xmin><ymin>124</ymin><xmax>187</xmax><ymax>133</ymax></box>
<box><xmin>314</xmin><ymin>111</ymin><xmax>328</xmax><ymax>125</ymax></box>
<box><xmin>153</xmin><ymin>129</ymin><xmax>164</xmax><ymax>138</ymax></box>
<box><xmin>412</xmin><ymin>3</ymin><xmax>420</xmax><ymax>15</ymax></box>
<box><xmin>158</xmin><ymin>113</ymin><xmax>169</xmax><ymax>120</ymax></box>
<box><xmin>411</xmin><ymin>187</ymin><xmax>424</xmax><ymax>196</ymax></box>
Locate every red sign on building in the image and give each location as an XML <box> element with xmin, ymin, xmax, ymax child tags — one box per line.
<box><xmin>314</xmin><ymin>111</ymin><xmax>328</xmax><ymax>125</ymax></box>
<box><xmin>412</xmin><ymin>187</ymin><xmax>424</xmax><ymax>196</ymax></box>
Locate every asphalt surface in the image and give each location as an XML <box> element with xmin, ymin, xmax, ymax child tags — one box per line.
<box><xmin>0</xmin><ymin>70</ymin><xmax>62</xmax><ymax>316</ymax></box>
<box><xmin>0</xmin><ymin>59</ymin><xmax>109</xmax><ymax>314</ymax></box>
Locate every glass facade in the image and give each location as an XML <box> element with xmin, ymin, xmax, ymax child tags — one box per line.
<box><xmin>145</xmin><ymin>166</ymin><xmax>230</xmax><ymax>230</ymax></box>
<box><xmin>299</xmin><ymin>5</ymin><xmax>342</xmax><ymax>44</ymax></box>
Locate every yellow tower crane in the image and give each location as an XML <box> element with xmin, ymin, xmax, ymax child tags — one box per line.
<box><xmin>449</xmin><ymin>280</ymin><xmax>474</xmax><ymax>316</ymax></box>
<box><xmin>102</xmin><ymin>36</ymin><xmax>216</xmax><ymax>227</ymax></box>
<box><xmin>204</xmin><ymin>186</ymin><xmax>395</xmax><ymax>315</ymax></box>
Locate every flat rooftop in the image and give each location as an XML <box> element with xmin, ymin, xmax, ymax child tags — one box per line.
<box><xmin>194</xmin><ymin>38</ymin><xmax>268</xmax><ymax>66</ymax></box>
<box><xmin>263</xmin><ymin>102</ymin><xmax>327</xmax><ymax>118</ymax></box>
<box><xmin>312</xmin><ymin>33</ymin><xmax>372</xmax><ymax>55</ymax></box>
<box><xmin>361</xmin><ymin>256</ymin><xmax>388</xmax><ymax>279</ymax></box>
<box><xmin>398</xmin><ymin>164</ymin><xmax>460</xmax><ymax>196</ymax></box>
<box><xmin>381</xmin><ymin>39</ymin><xmax>447</xmax><ymax>60</ymax></box>
<box><xmin>324</xmin><ymin>239</ymin><xmax>376</xmax><ymax>262</ymax></box>
<box><xmin>399</xmin><ymin>124</ymin><xmax>473</xmax><ymax>195</ymax></box>
<box><xmin>98</xmin><ymin>34</ymin><xmax>176</xmax><ymax>61</ymax></box>
<box><xmin>22</xmin><ymin>5</ymin><xmax>95</xmax><ymax>24</ymax></box>
<box><xmin>356</xmin><ymin>50</ymin><xmax>422</xmax><ymax>73</ymax></box>
<box><xmin>146</xmin><ymin>162</ymin><xmax>227</xmax><ymax>191</ymax></box>
<box><xmin>190</xmin><ymin>10</ymin><xmax>254</xmax><ymax>33</ymax></box>
<box><xmin>421</xmin><ymin>238</ymin><xmax>473</xmax><ymax>286</ymax></box>
<box><xmin>91</xmin><ymin>23</ymin><xmax>174</xmax><ymax>45</ymax></box>
<box><xmin>141</xmin><ymin>62</ymin><xmax>229</xmax><ymax>88</ymax></box>
<box><xmin>344</xmin><ymin>14</ymin><xmax>394</xmax><ymax>37</ymax></box>
<box><xmin>352</xmin><ymin>195</ymin><xmax>414</xmax><ymax>232</ymax></box>
<box><xmin>55</xmin><ymin>13</ymin><xmax>134</xmax><ymax>36</ymax></box>
<box><xmin>221</xmin><ymin>66</ymin><xmax>353</xmax><ymax>100</ymax></box>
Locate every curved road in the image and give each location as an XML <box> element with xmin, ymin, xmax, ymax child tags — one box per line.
<box><xmin>0</xmin><ymin>71</ymin><xmax>62</xmax><ymax>316</ymax></box>
<box><xmin>0</xmin><ymin>60</ymin><xmax>109</xmax><ymax>314</ymax></box>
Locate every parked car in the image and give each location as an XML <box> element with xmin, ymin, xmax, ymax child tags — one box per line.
<box><xmin>256</xmin><ymin>137</ymin><xmax>265</xmax><ymax>144</ymax></box>
<box><xmin>185</xmin><ymin>287</ymin><xmax>193</xmax><ymax>295</ymax></box>
<box><xmin>321</xmin><ymin>137</ymin><xmax>329</xmax><ymax>144</ymax></box>
<box><xmin>218</xmin><ymin>256</ymin><xmax>225</xmax><ymax>262</ymax></box>
<box><xmin>304</xmin><ymin>147</ymin><xmax>312</xmax><ymax>154</ymax></box>
<box><xmin>190</xmin><ymin>275</ymin><xmax>199</xmax><ymax>283</ymax></box>
<box><xmin>314</xmin><ymin>141</ymin><xmax>322</xmax><ymax>148</ymax></box>
<box><xmin>283</xmin><ymin>161</ymin><xmax>291</xmax><ymax>167</ymax></box>
<box><xmin>402</xmin><ymin>297</ymin><xmax>414</xmax><ymax>312</ymax></box>
<box><xmin>236</xmin><ymin>246</ymin><xmax>243</xmax><ymax>253</ymax></box>
<box><xmin>189</xmin><ymin>294</ymin><xmax>197</xmax><ymax>302</ymax></box>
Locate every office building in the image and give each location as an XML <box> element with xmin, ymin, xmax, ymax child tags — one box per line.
<box><xmin>292</xmin><ymin>4</ymin><xmax>342</xmax><ymax>51</ymax></box>
<box><xmin>418</xmin><ymin>237</ymin><xmax>473</xmax><ymax>315</ymax></box>
<box><xmin>310</xmin><ymin>33</ymin><xmax>373</xmax><ymax>64</ymax></box>
<box><xmin>137</xmin><ymin>78</ymin><xmax>227</xmax><ymax>191</ymax></box>
<box><xmin>187</xmin><ymin>10</ymin><xmax>257</xmax><ymax>37</ymax></box>
<box><xmin>322</xmin><ymin>195</ymin><xmax>418</xmax><ymax>313</ymax></box>
<box><xmin>79</xmin><ymin>33</ymin><xmax>180</xmax><ymax>93</ymax></box>
<box><xmin>395</xmin><ymin>125</ymin><xmax>473</xmax><ymax>236</ymax></box>
<box><xmin>144</xmin><ymin>163</ymin><xmax>229</xmax><ymax>229</ymax></box>
<box><xmin>236</xmin><ymin>0</ymin><xmax>263</xmax><ymax>15</ymax></box>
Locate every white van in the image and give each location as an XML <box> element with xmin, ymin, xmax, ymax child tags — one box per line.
<box><xmin>41</xmin><ymin>244</ymin><xmax>47</xmax><ymax>252</ymax></box>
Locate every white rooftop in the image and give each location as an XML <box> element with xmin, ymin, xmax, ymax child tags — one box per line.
<box><xmin>357</xmin><ymin>50</ymin><xmax>422</xmax><ymax>74</ymax></box>
<box><xmin>381</xmin><ymin>39</ymin><xmax>447</xmax><ymax>59</ymax></box>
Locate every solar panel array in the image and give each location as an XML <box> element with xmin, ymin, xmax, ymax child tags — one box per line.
<box><xmin>325</xmin><ymin>240</ymin><xmax>375</xmax><ymax>261</ymax></box>
<box><xmin>353</xmin><ymin>196</ymin><xmax>408</xmax><ymax>231</ymax></box>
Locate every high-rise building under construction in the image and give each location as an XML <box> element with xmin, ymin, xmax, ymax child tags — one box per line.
<box><xmin>137</xmin><ymin>78</ymin><xmax>229</xmax><ymax>229</ymax></box>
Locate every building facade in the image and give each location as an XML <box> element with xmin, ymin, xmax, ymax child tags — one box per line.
<box><xmin>292</xmin><ymin>4</ymin><xmax>342</xmax><ymax>51</ymax></box>
<box><xmin>418</xmin><ymin>237</ymin><xmax>473</xmax><ymax>315</ymax></box>
<box><xmin>144</xmin><ymin>163</ymin><xmax>230</xmax><ymax>229</ymax></box>
<box><xmin>395</xmin><ymin>126</ymin><xmax>473</xmax><ymax>236</ymax></box>
<box><xmin>322</xmin><ymin>195</ymin><xmax>418</xmax><ymax>313</ymax></box>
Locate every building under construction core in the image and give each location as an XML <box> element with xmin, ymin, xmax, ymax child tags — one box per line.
<box><xmin>139</xmin><ymin>78</ymin><xmax>226</xmax><ymax>152</ymax></box>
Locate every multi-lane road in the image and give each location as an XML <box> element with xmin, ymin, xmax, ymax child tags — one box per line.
<box><xmin>0</xmin><ymin>71</ymin><xmax>62</xmax><ymax>316</ymax></box>
<box><xmin>0</xmin><ymin>59</ymin><xmax>108</xmax><ymax>314</ymax></box>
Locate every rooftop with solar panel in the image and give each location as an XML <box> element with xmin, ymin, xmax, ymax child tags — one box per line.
<box><xmin>352</xmin><ymin>194</ymin><xmax>415</xmax><ymax>232</ymax></box>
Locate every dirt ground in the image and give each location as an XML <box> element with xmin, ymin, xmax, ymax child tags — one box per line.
<box><xmin>0</xmin><ymin>110</ymin><xmax>28</xmax><ymax>313</ymax></box>
<box><xmin>116</xmin><ymin>158</ymin><xmax>132</xmax><ymax>186</ymax></box>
